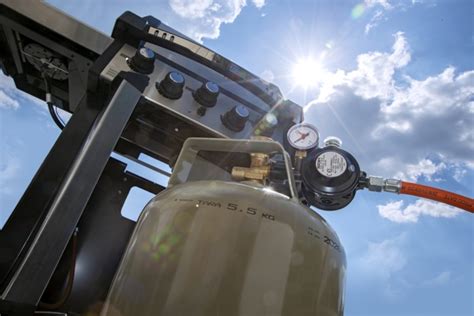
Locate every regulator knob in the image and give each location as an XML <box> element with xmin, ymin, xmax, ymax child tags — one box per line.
<box><xmin>157</xmin><ymin>71</ymin><xmax>185</xmax><ymax>99</ymax></box>
<box><xmin>128</xmin><ymin>47</ymin><xmax>155</xmax><ymax>74</ymax></box>
<box><xmin>194</xmin><ymin>81</ymin><xmax>219</xmax><ymax>108</ymax></box>
<box><xmin>221</xmin><ymin>105</ymin><xmax>249</xmax><ymax>132</ymax></box>
<box><xmin>324</xmin><ymin>136</ymin><xmax>342</xmax><ymax>148</ymax></box>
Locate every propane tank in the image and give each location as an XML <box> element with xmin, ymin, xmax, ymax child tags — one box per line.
<box><xmin>102</xmin><ymin>138</ymin><xmax>346</xmax><ymax>316</ymax></box>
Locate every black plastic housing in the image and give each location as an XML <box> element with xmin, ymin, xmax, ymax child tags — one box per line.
<box><xmin>302</xmin><ymin>146</ymin><xmax>361</xmax><ymax>210</ymax></box>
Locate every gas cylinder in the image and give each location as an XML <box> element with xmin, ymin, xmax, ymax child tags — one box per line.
<box><xmin>102</xmin><ymin>138</ymin><xmax>346</xmax><ymax>316</ymax></box>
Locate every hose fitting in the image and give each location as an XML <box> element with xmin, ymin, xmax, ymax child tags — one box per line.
<box><xmin>362</xmin><ymin>176</ymin><xmax>473</xmax><ymax>213</ymax></box>
<box><xmin>366</xmin><ymin>176</ymin><xmax>401</xmax><ymax>193</ymax></box>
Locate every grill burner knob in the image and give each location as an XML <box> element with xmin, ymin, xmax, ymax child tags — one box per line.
<box><xmin>221</xmin><ymin>105</ymin><xmax>249</xmax><ymax>132</ymax></box>
<box><xmin>128</xmin><ymin>47</ymin><xmax>155</xmax><ymax>74</ymax></box>
<box><xmin>157</xmin><ymin>71</ymin><xmax>185</xmax><ymax>99</ymax></box>
<box><xmin>194</xmin><ymin>81</ymin><xmax>219</xmax><ymax>116</ymax></box>
<box><xmin>194</xmin><ymin>81</ymin><xmax>219</xmax><ymax>107</ymax></box>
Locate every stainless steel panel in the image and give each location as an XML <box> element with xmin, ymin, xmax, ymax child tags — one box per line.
<box><xmin>100</xmin><ymin>44</ymin><xmax>267</xmax><ymax>139</ymax></box>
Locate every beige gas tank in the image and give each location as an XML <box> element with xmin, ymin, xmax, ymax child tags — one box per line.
<box><xmin>102</xmin><ymin>138</ymin><xmax>346</xmax><ymax>316</ymax></box>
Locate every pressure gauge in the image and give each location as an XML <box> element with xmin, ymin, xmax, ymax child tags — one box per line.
<box><xmin>287</xmin><ymin>123</ymin><xmax>319</xmax><ymax>151</ymax></box>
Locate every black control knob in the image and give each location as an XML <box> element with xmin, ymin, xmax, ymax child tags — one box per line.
<box><xmin>194</xmin><ymin>81</ymin><xmax>219</xmax><ymax>107</ymax></box>
<box><xmin>128</xmin><ymin>47</ymin><xmax>155</xmax><ymax>74</ymax></box>
<box><xmin>157</xmin><ymin>71</ymin><xmax>185</xmax><ymax>99</ymax></box>
<box><xmin>194</xmin><ymin>81</ymin><xmax>219</xmax><ymax>116</ymax></box>
<box><xmin>221</xmin><ymin>105</ymin><xmax>249</xmax><ymax>132</ymax></box>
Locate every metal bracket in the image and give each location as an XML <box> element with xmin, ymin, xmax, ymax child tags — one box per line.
<box><xmin>1</xmin><ymin>79</ymin><xmax>144</xmax><ymax>307</ymax></box>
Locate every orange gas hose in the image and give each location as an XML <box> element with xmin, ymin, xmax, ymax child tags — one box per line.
<box><xmin>400</xmin><ymin>181</ymin><xmax>474</xmax><ymax>213</ymax></box>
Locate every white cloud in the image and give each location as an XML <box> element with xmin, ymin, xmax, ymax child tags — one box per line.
<box><xmin>377</xmin><ymin>199</ymin><xmax>462</xmax><ymax>223</ymax></box>
<box><xmin>303</xmin><ymin>32</ymin><xmax>474</xmax><ymax>182</ymax></box>
<box><xmin>382</xmin><ymin>67</ymin><xmax>474</xmax><ymax>116</ymax></box>
<box><xmin>251</xmin><ymin>0</ymin><xmax>265</xmax><ymax>9</ymax></box>
<box><xmin>352</xmin><ymin>233</ymin><xmax>415</xmax><ymax>300</ymax></box>
<box><xmin>453</xmin><ymin>167</ymin><xmax>467</xmax><ymax>182</ymax></box>
<box><xmin>312</xmin><ymin>32</ymin><xmax>410</xmax><ymax>103</ymax></box>
<box><xmin>0</xmin><ymin>73</ymin><xmax>45</xmax><ymax>110</ymax></box>
<box><xmin>168</xmin><ymin>0</ymin><xmax>264</xmax><ymax>41</ymax></box>
<box><xmin>363</xmin><ymin>0</ymin><xmax>393</xmax><ymax>34</ymax></box>
<box><xmin>0</xmin><ymin>153</ymin><xmax>20</xmax><ymax>195</ymax></box>
<box><xmin>0</xmin><ymin>75</ymin><xmax>20</xmax><ymax>110</ymax></box>
<box><xmin>0</xmin><ymin>90</ymin><xmax>19</xmax><ymax>110</ymax></box>
<box><xmin>0</xmin><ymin>74</ymin><xmax>17</xmax><ymax>91</ymax></box>
<box><xmin>422</xmin><ymin>270</ymin><xmax>452</xmax><ymax>287</ymax></box>
<box><xmin>358</xmin><ymin>233</ymin><xmax>407</xmax><ymax>280</ymax></box>
<box><xmin>363</xmin><ymin>0</ymin><xmax>430</xmax><ymax>34</ymax></box>
<box><xmin>395</xmin><ymin>159</ymin><xmax>446</xmax><ymax>181</ymax></box>
<box><xmin>365</xmin><ymin>0</ymin><xmax>393</xmax><ymax>10</ymax></box>
<box><xmin>354</xmin><ymin>233</ymin><xmax>408</xmax><ymax>298</ymax></box>
<box><xmin>365</xmin><ymin>10</ymin><xmax>385</xmax><ymax>34</ymax></box>
<box><xmin>169</xmin><ymin>0</ymin><xmax>215</xmax><ymax>19</ymax></box>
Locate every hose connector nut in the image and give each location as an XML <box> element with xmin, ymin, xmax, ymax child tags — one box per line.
<box><xmin>384</xmin><ymin>178</ymin><xmax>401</xmax><ymax>194</ymax></box>
<box><xmin>366</xmin><ymin>176</ymin><xmax>401</xmax><ymax>193</ymax></box>
<box><xmin>367</xmin><ymin>176</ymin><xmax>384</xmax><ymax>192</ymax></box>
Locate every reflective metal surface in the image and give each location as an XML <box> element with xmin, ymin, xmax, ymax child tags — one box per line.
<box><xmin>103</xmin><ymin>181</ymin><xmax>346</xmax><ymax>316</ymax></box>
<box><xmin>168</xmin><ymin>71</ymin><xmax>184</xmax><ymax>84</ymax></box>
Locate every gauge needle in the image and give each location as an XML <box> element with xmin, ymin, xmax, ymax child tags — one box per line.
<box><xmin>294</xmin><ymin>132</ymin><xmax>310</xmax><ymax>143</ymax></box>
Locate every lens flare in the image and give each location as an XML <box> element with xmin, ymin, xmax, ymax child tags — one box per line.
<box><xmin>351</xmin><ymin>3</ymin><xmax>366</xmax><ymax>19</ymax></box>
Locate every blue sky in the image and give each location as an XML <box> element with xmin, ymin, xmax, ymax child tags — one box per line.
<box><xmin>0</xmin><ymin>0</ymin><xmax>473</xmax><ymax>315</ymax></box>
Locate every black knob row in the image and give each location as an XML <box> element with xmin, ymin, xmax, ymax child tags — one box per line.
<box><xmin>155</xmin><ymin>71</ymin><xmax>248</xmax><ymax>132</ymax></box>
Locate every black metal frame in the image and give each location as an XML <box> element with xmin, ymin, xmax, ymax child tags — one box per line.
<box><xmin>0</xmin><ymin>92</ymin><xmax>102</xmax><ymax>293</ymax></box>
<box><xmin>0</xmin><ymin>28</ymin><xmax>155</xmax><ymax>312</ymax></box>
<box><xmin>0</xmin><ymin>10</ymin><xmax>178</xmax><ymax>311</ymax></box>
<box><xmin>1</xmin><ymin>78</ymin><xmax>144</xmax><ymax>306</ymax></box>
<box><xmin>45</xmin><ymin>157</ymin><xmax>164</xmax><ymax>314</ymax></box>
<box><xmin>0</xmin><ymin>34</ymin><xmax>125</xmax><ymax>294</ymax></box>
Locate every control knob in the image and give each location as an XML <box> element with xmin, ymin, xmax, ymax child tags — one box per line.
<box><xmin>221</xmin><ymin>105</ymin><xmax>249</xmax><ymax>132</ymax></box>
<box><xmin>157</xmin><ymin>71</ymin><xmax>185</xmax><ymax>99</ymax></box>
<box><xmin>128</xmin><ymin>47</ymin><xmax>155</xmax><ymax>74</ymax></box>
<box><xmin>194</xmin><ymin>81</ymin><xmax>219</xmax><ymax>116</ymax></box>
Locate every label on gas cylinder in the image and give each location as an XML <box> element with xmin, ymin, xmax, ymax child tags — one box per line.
<box><xmin>315</xmin><ymin>151</ymin><xmax>347</xmax><ymax>178</ymax></box>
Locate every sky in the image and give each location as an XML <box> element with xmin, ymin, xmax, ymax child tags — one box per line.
<box><xmin>0</xmin><ymin>0</ymin><xmax>473</xmax><ymax>315</ymax></box>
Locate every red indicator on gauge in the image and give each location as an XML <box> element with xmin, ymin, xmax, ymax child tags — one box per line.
<box><xmin>287</xmin><ymin>123</ymin><xmax>319</xmax><ymax>151</ymax></box>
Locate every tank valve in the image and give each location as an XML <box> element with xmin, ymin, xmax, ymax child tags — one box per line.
<box><xmin>231</xmin><ymin>137</ymin><xmax>272</xmax><ymax>183</ymax></box>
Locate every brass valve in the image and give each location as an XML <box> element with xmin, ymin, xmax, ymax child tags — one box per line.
<box><xmin>231</xmin><ymin>136</ymin><xmax>272</xmax><ymax>183</ymax></box>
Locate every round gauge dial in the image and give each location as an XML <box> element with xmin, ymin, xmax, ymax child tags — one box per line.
<box><xmin>287</xmin><ymin>123</ymin><xmax>319</xmax><ymax>150</ymax></box>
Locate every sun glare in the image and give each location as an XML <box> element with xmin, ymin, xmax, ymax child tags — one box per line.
<box><xmin>291</xmin><ymin>58</ymin><xmax>324</xmax><ymax>89</ymax></box>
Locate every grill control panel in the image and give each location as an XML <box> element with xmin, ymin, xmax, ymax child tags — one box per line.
<box><xmin>100</xmin><ymin>43</ymin><xmax>301</xmax><ymax>141</ymax></box>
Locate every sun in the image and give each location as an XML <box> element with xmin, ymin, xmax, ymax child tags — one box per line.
<box><xmin>291</xmin><ymin>57</ymin><xmax>324</xmax><ymax>89</ymax></box>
